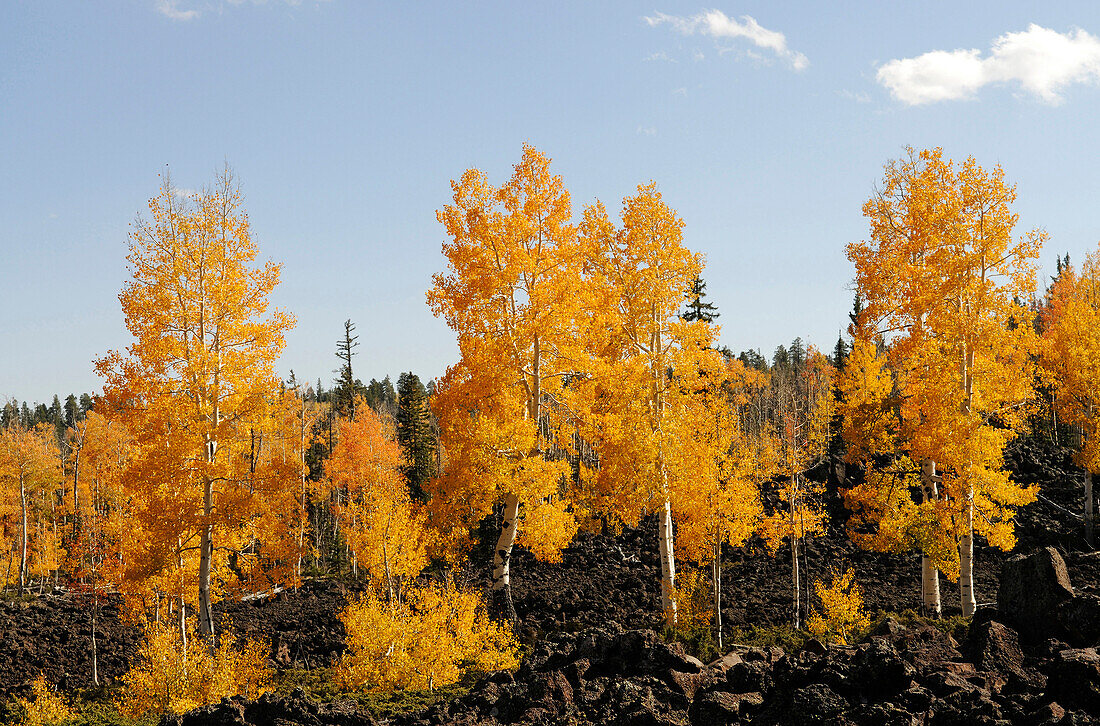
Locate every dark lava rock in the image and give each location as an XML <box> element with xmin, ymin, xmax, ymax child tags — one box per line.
<box><xmin>964</xmin><ymin>620</ymin><xmax>1026</xmax><ymax>680</ymax></box>
<box><xmin>781</xmin><ymin>682</ymin><xmax>848</xmax><ymax>725</ymax></box>
<box><xmin>997</xmin><ymin>547</ymin><xmax>1075</xmax><ymax>638</ymax></box>
<box><xmin>160</xmin><ymin>689</ymin><xmax>379</xmax><ymax>726</ymax></box>
<box><xmin>1046</xmin><ymin>648</ymin><xmax>1100</xmax><ymax>713</ymax></box>
<box><xmin>1056</xmin><ymin>592</ymin><xmax>1100</xmax><ymax>647</ymax></box>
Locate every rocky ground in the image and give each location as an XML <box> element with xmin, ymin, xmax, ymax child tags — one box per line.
<box><xmin>169</xmin><ymin>547</ymin><xmax>1100</xmax><ymax>726</ymax></box>
<box><xmin>1</xmin><ymin>437</ymin><xmax>1099</xmax><ymax>724</ymax></box>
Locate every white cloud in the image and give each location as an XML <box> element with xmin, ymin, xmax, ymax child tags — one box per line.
<box><xmin>878</xmin><ymin>24</ymin><xmax>1100</xmax><ymax>105</ymax></box>
<box><xmin>672</xmin><ymin>87</ymin><xmax>688</xmax><ymax>97</ymax></box>
<box><xmin>636</xmin><ymin>125</ymin><xmax>657</xmax><ymax>136</ymax></box>
<box><xmin>645</xmin><ymin>51</ymin><xmax>677</xmax><ymax>63</ymax></box>
<box><xmin>645</xmin><ymin>10</ymin><xmax>808</xmax><ymax>71</ymax></box>
<box><xmin>838</xmin><ymin>89</ymin><xmax>871</xmax><ymax>104</ymax></box>
<box><xmin>157</xmin><ymin>0</ymin><xmax>199</xmax><ymax>21</ymax></box>
<box><xmin>155</xmin><ymin>0</ymin><xmax>328</xmax><ymax>21</ymax></box>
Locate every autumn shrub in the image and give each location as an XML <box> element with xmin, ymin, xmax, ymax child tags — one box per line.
<box><xmin>118</xmin><ymin>617</ymin><xmax>271</xmax><ymax>717</ymax></box>
<box><xmin>335</xmin><ymin>582</ymin><xmax>519</xmax><ymax>692</ymax></box>
<box><xmin>662</xmin><ymin>568</ymin><xmax>717</xmax><ymax>659</ymax></box>
<box><xmin>13</xmin><ymin>675</ymin><xmax>77</xmax><ymax>726</ymax></box>
<box><xmin>807</xmin><ymin>567</ymin><xmax>870</xmax><ymax>645</ymax></box>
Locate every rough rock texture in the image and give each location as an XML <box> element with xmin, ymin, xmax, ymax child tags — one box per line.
<box><xmin>166</xmin><ymin>617</ymin><xmax>1100</xmax><ymax>725</ymax></box>
<box><xmin>997</xmin><ymin>546</ymin><xmax>1075</xmax><ymax>639</ymax></box>
<box><xmin>162</xmin><ymin>689</ymin><xmax>379</xmax><ymax>726</ymax></box>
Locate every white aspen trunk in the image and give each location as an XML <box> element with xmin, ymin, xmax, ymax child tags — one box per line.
<box><xmin>658</xmin><ymin>496</ymin><xmax>677</xmax><ymax>626</ymax></box>
<box><xmin>920</xmin><ymin>458</ymin><xmax>942</xmax><ymax>618</ymax></box>
<box><xmin>91</xmin><ymin>591</ymin><xmax>99</xmax><ymax>685</ymax></box>
<box><xmin>197</xmin><ymin>441</ymin><xmax>216</xmax><ymax>638</ymax></box>
<box><xmin>19</xmin><ymin>471</ymin><xmax>28</xmax><ymax>595</ymax></box>
<box><xmin>958</xmin><ymin>348</ymin><xmax>977</xmax><ymax>617</ymax></box>
<box><xmin>713</xmin><ymin>532</ymin><xmax>722</xmax><ymax>652</ymax></box>
<box><xmin>791</xmin><ymin>475</ymin><xmax>800</xmax><ymax>630</ymax></box>
<box><xmin>179</xmin><ymin>598</ymin><xmax>187</xmax><ymax>671</ymax></box>
<box><xmin>490</xmin><ymin>492</ymin><xmax>521</xmax><ymax>624</ymax></box>
<box><xmin>1085</xmin><ymin>469</ymin><xmax>1094</xmax><ymax>548</ymax></box>
<box><xmin>959</xmin><ymin>499</ymin><xmax>976</xmax><ymax>617</ymax></box>
<box><xmin>652</xmin><ymin>309</ymin><xmax>677</xmax><ymax>628</ymax></box>
<box><xmin>297</xmin><ymin>411</ymin><xmax>307</xmax><ymax>586</ymax></box>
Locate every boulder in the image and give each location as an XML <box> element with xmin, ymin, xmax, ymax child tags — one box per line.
<box><xmin>1046</xmin><ymin>648</ymin><xmax>1100</xmax><ymax>713</ymax></box>
<box><xmin>965</xmin><ymin>621</ymin><xmax>1026</xmax><ymax>680</ymax></box>
<box><xmin>997</xmin><ymin>547</ymin><xmax>1074</xmax><ymax>638</ymax></box>
<box><xmin>1056</xmin><ymin>593</ymin><xmax>1100</xmax><ymax>647</ymax></box>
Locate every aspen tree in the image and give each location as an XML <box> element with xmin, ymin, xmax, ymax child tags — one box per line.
<box><xmin>1042</xmin><ymin>248</ymin><xmax>1100</xmax><ymax>546</ymax></box>
<box><xmin>758</xmin><ymin>349</ymin><xmax>832</xmax><ymax>629</ymax></box>
<box><xmin>428</xmin><ymin>146</ymin><xmax>584</xmax><ymax>622</ymax></box>
<box><xmin>96</xmin><ymin>169</ymin><xmax>294</xmax><ymax>637</ymax></box>
<box><xmin>0</xmin><ymin>425</ymin><xmax>62</xmax><ymax>593</ymax></box>
<box><xmin>845</xmin><ymin>148</ymin><xmax>1041</xmax><ymax>616</ymax></box>
<box><xmin>325</xmin><ymin>397</ymin><xmax>427</xmax><ymax>599</ymax></box>
<box><xmin>669</xmin><ymin>357</ymin><xmax>772</xmax><ymax>648</ymax></box>
<box><xmin>575</xmin><ymin>184</ymin><xmax>709</xmax><ymax>627</ymax></box>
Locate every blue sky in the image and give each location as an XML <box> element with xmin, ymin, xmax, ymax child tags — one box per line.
<box><xmin>5</xmin><ymin>1</ymin><xmax>1100</xmax><ymax>404</ymax></box>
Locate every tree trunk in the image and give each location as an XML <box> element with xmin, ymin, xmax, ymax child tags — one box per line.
<box><xmin>91</xmin><ymin>589</ymin><xmax>99</xmax><ymax>685</ymax></box>
<box><xmin>713</xmin><ymin>533</ymin><xmax>722</xmax><ymax>652</ymax></box>
<box><xmin>197</xmin><ymin>441</ymin><xmax>216</xmax><ymax>638</ymax></box>
<box><xmin>958</xmin><ymin>346</ymin><xmax>977</xmax><ymax>617</ymax></box>
<box><xmin>658</xmin><ymin>497</ymin><xmax>677</xmax><ymax>627</ymax></box>
<box><xmin>959</xmin><ymin>497</ymin><xmax>976</xmax><ymax>617</ymax></box>
<box><xmin>1086</xmin><ymin>469</ymin><xmax>1095</xmax><ymax>548</ymax></box>
<box><xmin>490</xmin><ymin>492</ymin><xmax>520</xmax><ymax>625</ymax></box>
<box><xmin>179</xmin><ymin>598</ymin><xmax>188</xmax><ymax>670</ymax></box>
<box><xmin>920</xmin><ymin>458</ymin><xmax>942</xmax><ymax>618</ymax></box>
<box><xmin>19</xmin><ymin>471</ymin><xmax>28</xmax><ymax>595</ymax></box>
<box><xmin>791</xmin><ymin>478</ymin><xmax>801</xmax><ymax>630</ymax></box>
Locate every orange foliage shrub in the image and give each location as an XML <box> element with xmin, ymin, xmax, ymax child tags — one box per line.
<box><xmin>336</xmin><ymin>583</ymin><xmax>519</xmax><ymax>692</ymax></box>
<box><xmin>119</xmin><ymin>617</ymin><xmax>270</xmax><ymax>717</ymax></box>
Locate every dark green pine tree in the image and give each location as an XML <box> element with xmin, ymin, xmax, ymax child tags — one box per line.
<box><xmin>334</xmin><ymin>319</ymin><xmax>360</xmax><ymax>418</ymax></box>
<box><xmin>396</xmin><ymin>372</ymin><xmax>436</xmax><ymax>502</ymax></box>
<box><xmin>832</xmin><ymin>333</ymin><xmax>849</xmax><ymax>371</ymax></box>
<box><xmin>364</xmin><ymin>376</ymin><xmax>397</xmax><ymax>419</ymax></box>
<box><xmin>682</xmin><ymin>276</ymin><xmax>720</xmax><ymax>323</ymax></box>
<box><xmin>847</xmin><ymin>292</ymin><xmax>864</xmax><ymax>337</ymax></box>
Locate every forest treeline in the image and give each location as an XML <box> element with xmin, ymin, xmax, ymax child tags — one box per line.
<box><xmin>2</xmin><ymin>146</ymin><xmax>1100</xmax><ymax>710</ymax></box>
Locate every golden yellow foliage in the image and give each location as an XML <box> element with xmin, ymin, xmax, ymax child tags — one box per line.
<box><xmin>325</xmin><ymin>398</ymin><xmax>427</xmax><ymax>597</ymax></box>
<box><xmin>1043</xmin><ymin>249</ymin><xmax>1100</xmax><ymax>473</ymax></box>
<box><xmin>807</xmin><ymin>568</ymin><xmax>870</xmax><ymax>645</ymax></box>
<box><xmin>845</xmin><ymin>148</ymin><xmax>1041</xmax><ymax>609</ymax></box>
<box><xmin>666</xmin><ymin>567</ymin><xmax>711</xmax><ymax>636</ymax></box>
<box><xmin>14</xmin><ymin>675</ymin><xmax>76</xmax><ymax>726</ymax></box>
<box><xmin>119</xmin><ymin>617</ymin><xmax>271</xmax><ymax>717</ymax></box>
<box><xmin>427</xmin><ymin>146</ymin><xmax>588</xmax><ymax>619</ymax></box>
<box><xmin>335</xmin><ymin>583</ymin><xmax>519</xmax><ymax>692</ymax></box>
<box><xmin>0</xmin><ymin>425</ymin><xmax>63</xmax><ymax>591</ymax></box>
<box><xmin>96</xmin><ymin>169</ymin><xmax>297</xmax><ymax>635</ymax></box>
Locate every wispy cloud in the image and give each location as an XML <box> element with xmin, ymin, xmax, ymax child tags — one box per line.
<box><xmin>155</xmin><ymin>0</ymin><xmax>329</xmax><ymax>22</ymax></box>
<box><xmin>838</xmin><ymin>89</ymin><xmax>871</xmax><ymax>104</ymax></box>
<box><xmin>644</xmin><ymin>10</ymin><xmax>808</xmax><ymax>71</ymax></box>
<box><xmin>636</xmin><ymin>125</ymin><xmax>657</xmax><ymax>136</ymax></box>
<box><xmin>878</xmin><ymin>24</ymin><xmax>1100</xmax><ymax>105</ymax></box>
<box><xmin>645</xmin><ymin>51</ymin><xmax>677</xmax><ymax>63</ymax></box>
<box><xmin>157</xmin><ymin>0</ymin><xmax>199</xmax><ymax>21</ymax></box>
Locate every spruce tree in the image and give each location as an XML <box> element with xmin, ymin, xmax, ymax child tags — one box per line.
<box><xmin>682</xmin><ymin>276</ymin><xmax>719</xmax><ymax>323</ymax></box>
<box><xmin>334</xmin><ymin>319</ymin><xmax>360</xmax><ymax>418</ymax></box>
<box><xmin>396</xmin><ymin>372</ymin><xmax>435</xmax><ymax>501</ymax></box>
